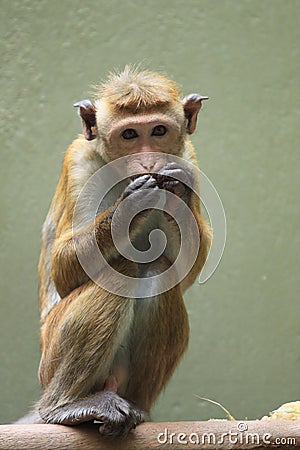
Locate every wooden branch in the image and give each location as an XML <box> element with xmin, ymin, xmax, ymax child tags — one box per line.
<box><xmin>0</xmin><ymin>421</ymin><xmax>299</xmax><ymax>450</ymax></box>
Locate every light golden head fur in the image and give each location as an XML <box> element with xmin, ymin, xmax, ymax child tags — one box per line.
<box><xmin>95</xmin><ymin>66</ymin><xmax>181</xmax><ymax>113</ymax></box>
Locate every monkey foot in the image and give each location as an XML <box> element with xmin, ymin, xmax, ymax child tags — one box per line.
<box><xmin>39</xmin><ymin>391</ymin><xmax>144</xmax><ymax>437</ymax></box>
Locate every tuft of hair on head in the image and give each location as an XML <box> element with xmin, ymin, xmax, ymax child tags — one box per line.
<box><xmin>95</xmin><ymin>66</ymin><xmax>181</xmax><ymax>112</ymax></box>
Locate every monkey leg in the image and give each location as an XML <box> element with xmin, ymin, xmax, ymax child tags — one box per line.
<box><xmin>38</xmin><ymin>263</ymin><xmax>145</xmax><ymax>436</ymax></box>
<box><xmin>125</xmin><ymin>256</ymin><xmax>190</xmax><ymax>412</ymax></box>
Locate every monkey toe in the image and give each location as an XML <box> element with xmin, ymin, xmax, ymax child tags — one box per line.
<box><xmin>98</xmin><ymin>404</ymin><xmax>144</xmax><ymax>438</ymax></box>
<box><xmin>96</xmin><ymin>393</ymin><xmax>144</xmax><ymax>437</ymax></box>
<box><xmin>98</xmin><ymin>417</ymin><xmax>134</xmax><ymax>438</ymax></box>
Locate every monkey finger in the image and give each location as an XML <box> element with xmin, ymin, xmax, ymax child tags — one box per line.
<box><xmin>159</xmin><ymin>167</ymin><xmax>189</xmax><ymax>183</ymax></box>
<box><xmin>131</xmin><ymin>186</ymin><xmax>161</xmax><ymax>211</ymax></box>
<box><xmin>159</xmin><ymin>162</ymin><xmax>194</xmax><ymax>187</ymax></box>
<box><xmin>158</xmin><ymin>162</ymin><xmax>185</xmax><ymax>178</ymax></box>
<box><xmin>124</xmin><ymin>174</ymin><xmax>157</xmax><ymax>197</ymax></box>
<box><xmin>159</xmin><ymin>179</ymin><xmax>179</xmax><ymax>189</ymax></box>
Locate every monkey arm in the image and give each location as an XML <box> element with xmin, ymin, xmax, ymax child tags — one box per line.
<box><xmin>51</xmin><ymin>201</ymin><xmax>143</xmax><ymax>299</ymax></box>
<box><xmin>51</xmin><ymin>175</ymin><xmax>159</xmax><ymax>299</ymax></box>
<box><xmin>155</xmin><ymin>159</ymin><xmax>211</xmax><ymax>292</ymax></box>
<box><xmin>181</xmin><ymin>192</ymin><xmax>211</xmax><ymax>292</ymax></box>
<box><xmin>51</xmin><ymin>203</ymin><xmax>118</xmax><ymax>299</ymax></box>
<box><xmin>158</xmin><ymin>182</ymin><xmax>211</xmax><ymax>293</ymax></box>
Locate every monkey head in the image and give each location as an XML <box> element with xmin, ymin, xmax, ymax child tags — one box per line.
<box><xmin>74</xmin><ymin>67</ymin><xmax>207</xmax><ymax>177</ymax></box>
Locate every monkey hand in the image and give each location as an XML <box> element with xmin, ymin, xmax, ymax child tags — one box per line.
<box><xmin>155</xmin><ymin>162</ymin><xmax>193</xmax><ymax>203</ymax></box>
<box><xmin>122</xmin><ymin>173</ymin><xmax>160</xmax><ymax>209</ymax></box>
<box><xmin>124</xmin><ymin>173</ymin><xmax>158</xmax><ymax>196</ymax></box>
<box><xmin>39</xmin><ymin>391</ymin><xmax>144</xmax><ymax>438</ymax></box>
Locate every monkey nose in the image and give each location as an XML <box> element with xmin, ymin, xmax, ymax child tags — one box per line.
<box><xmin>142</xmin><ymin>161</ymin><xmax>155</xmax><ymax>170</ymax></box>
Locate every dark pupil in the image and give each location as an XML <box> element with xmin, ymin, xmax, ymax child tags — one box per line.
<box><xmin>122</xmin><ymin>129</ymin><xmax>137</xmax><ymax>140</ymax></box>
<box><xmin>152</xmin><ymin>125</ymin><xmax>166</xmax><ymax>136</ymax></box>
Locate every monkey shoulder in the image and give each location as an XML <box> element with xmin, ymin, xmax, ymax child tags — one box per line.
<box><xmin>182</xmin><ymin>139</ymin><xmax>199</xmax><ymax>165</ymax></box>
<box><xmin>63</xmin><ymin>135</ymin><xmax>106</xmax><ymax>198</ymax></box>
<box><xmin>67</xmin><ymin>135</ymin><xmax>104</xmax><ymax>177</ymax></box>
<box><xmin>40</xmin><ymin>135</ymin><xmax>105</xmax><ymax>257</ymax></box>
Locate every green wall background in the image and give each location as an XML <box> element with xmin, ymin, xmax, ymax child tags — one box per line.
<box><xmin>0</xmin><ymin>0</ymin><xmax>299</xmax><ymax>424</ymax></box>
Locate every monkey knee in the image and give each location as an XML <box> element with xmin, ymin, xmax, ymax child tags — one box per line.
<box><xmin>108</xmin><ymin>257</ymin><xmax>138</xmax><ymax>277</ymax></box>
<box><xmin>143</xmin><ymin>255</ymin><xmax>171</xmax><ymax>275</ymax></box>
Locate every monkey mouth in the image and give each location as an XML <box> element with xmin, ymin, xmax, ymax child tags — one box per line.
<box><xmin>130</xmin><ymin>172</ymin><xmax>178</xmax><ymax>188</ymax></box>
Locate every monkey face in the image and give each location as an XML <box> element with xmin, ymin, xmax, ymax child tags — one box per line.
<box><xmin>106</xmin><ymin>112</ymin><xmax>184</xmax><ymax>169</ymax></box>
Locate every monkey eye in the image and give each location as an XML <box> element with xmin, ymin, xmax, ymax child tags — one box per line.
<box><xmin>152</xmin><ymin>125</ymin><xmax>167</xmax><ymax>136</ymax></box>
<box><xmin>122</xmin><ymin>128</ymin><xmax>138</xmax><ymax>140</ymax></box>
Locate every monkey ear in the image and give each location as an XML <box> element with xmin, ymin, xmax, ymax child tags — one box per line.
<box><xmin>73</xmin><ymin>99</ymin><xmax>97</xmax><ymax>141</ymax></box>
<box><xmin>182</xmin><ymin>94</ymin><xmax>208</xmax><ymax>134</ymax></box>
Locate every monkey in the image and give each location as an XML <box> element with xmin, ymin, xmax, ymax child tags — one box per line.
<box><xmin>17</xmin><ymin>67</ymin><xmax>211</xmax><ymax>437</ymax></box>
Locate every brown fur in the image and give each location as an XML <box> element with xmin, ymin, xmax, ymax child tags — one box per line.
<box><xmin>33</xmin><ymin>68</ymin><xmax>211</xmax><ymax>436</ymax></box>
